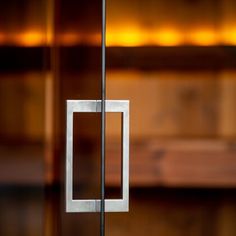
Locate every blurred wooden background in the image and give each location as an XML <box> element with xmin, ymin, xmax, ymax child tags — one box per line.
<box><xmin>0</xmin><ymin>0</ymin><xmax>236</xmax><ymax>235</ymax></box>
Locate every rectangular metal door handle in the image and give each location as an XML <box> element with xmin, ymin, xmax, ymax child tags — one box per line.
<box><xmin>66</xmin><ymin>100</ymin><xmax>129</xmax><ymax>213</ymax></box>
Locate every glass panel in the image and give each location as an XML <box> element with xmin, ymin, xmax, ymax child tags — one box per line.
<box><xmin>0</xmin><ymin>1</ymin><xmax>102</xmax><ymax>236</ymax></box>
<box><xmin>0</xmin><ymin>1</ymin><xmax>47</xmax><ymax>236</ymax></box>
<box><xmin>106</xmin><ymin>0</ymin><xmax>236</xmax><ymax>235</ymax></box>
<box><xmin>47</xmin><ymin>0</ymin><xmax>102</xmax><ymax>236</ymax></box>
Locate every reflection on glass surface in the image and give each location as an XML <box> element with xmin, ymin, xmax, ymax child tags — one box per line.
<box><xmin>0</xmin><ymin>0</ymin><xmax>102</xmax><ymax>235</ymax></box>
<box><xmin>107</xmin><ymin>70</ymin><xmax>236</xmax><ymax>138</ymax></box>
<box><xmin>51</xmin><ymin>1</ymin><xmax>102</xmax><ymax>236</ymax></box>
<box><xmin>0</xmin><ymin>0</ymin><xmax>236</xmax><ymax>47</ymax></box>
<box><xmin>1</xmin><ymin>0</ymin><xmax>236</xmax><ymax>235</ymax></box>
<box><xmin>105</xmin><ymin>0</ymin><xmax>236</xmax><ymax>235</ymax></box>
<box><xmin>0</xmin><ymin>0</ymin><xmax>47</xmax><ymax>183</ymax></box>
<box><xmin>0</xmin><ymin>0</ymin><xmax>47</xmax><ymax>235</ymax></box>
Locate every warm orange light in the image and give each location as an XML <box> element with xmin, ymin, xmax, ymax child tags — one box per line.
<box><xmin>106</xmin><ymin>28</ymin><xmax>147</xmax><ymax>47</ymax></box>
<box><xmin>221</xmin><ymin>28</ymin><xmax>236</xmax><ymax>45</ymax></box>
<box><xmin>106</xmin><ymin>28</ymin><xmax>183</xmax><ymax>47</ymax></box>
<box><xmin>59</xmin><ymin>33</ymin><xmax>101</xmax><ymax>46</ymax></box>
<box><xmin>83</xmin><ymin>33</ymin><xmax>101</xmax><ymax>46</ymax></box>
<box><xmin>152</xmin><ymin>29</ymin><xmax>183</xmax><ymax>46</ymax></box>
<box><xmin>1</xmin><ymin>27</ymin><xmax>236</xmax><ymax>47</ymax></box>
<box><xmin>17</xmin><ymin>31</ymin><xmax>45</xmax><ymax>47</ymax></box>
<box><xmin>0</xmin><ymin>33</ymin><xmax>7</xmax><ymax>44</ymax></box>
<box><xmin>188</xmin><ymin>29</ymin><xmax>219</xmax><ymax>46</ymax></box>
<box><xmin>46</xmin><ymin>32</ymin><xmax>53</xmax><ymax>45</ymax></box>
<box><xmin>59</xmin><ymin>33</ymin><xmax>81</xmax><ymax>46</ymax></box>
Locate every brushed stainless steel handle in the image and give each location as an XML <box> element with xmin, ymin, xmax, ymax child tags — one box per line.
<box><xmin>66</xmin><ymin>100</ymin><xmax>129</xmax><ymax>213</ymax></box>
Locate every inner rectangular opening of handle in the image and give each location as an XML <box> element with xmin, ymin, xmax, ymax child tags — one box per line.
<box><xmin>73</xmin><ymin>112</ymin><xmax>101</xmax><ymax>200</ymax></box>
<box><xmin>106</xmin><ymin>112</ymin><xmax>122</xmax><ymax>199</ymax></box>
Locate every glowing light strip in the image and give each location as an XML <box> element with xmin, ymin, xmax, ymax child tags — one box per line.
<box><xmin>188</xmin><ymin>30</ymin><xmax>219</xmax><ymax>46</ymax></box>
<box><xmin>1</xmin><ymin>28</ymin><xmax>236</xmax><ymax>47</ymax></box>
<box><xmin>106</xmin><ymin>29</ymin><xmax>184</xmax><ymax>47</ymax></box>
<box><xmin>221</xmin><ymin>29</ymin><xmax>236</xmax><ymax>45</ymax></box>
<box><xmin>0</xmin><ymin>32</ymin><xmax>45</xmax><ymax>47</ymax></box>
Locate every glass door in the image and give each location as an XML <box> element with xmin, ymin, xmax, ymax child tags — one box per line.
<box><xmin>105</xmin><ymin>0</ymin><xmax>236</xmax><ymax>235</ymax></box>
<box><xmin>0</xmin><ymin>0</ymin><xmax>102</xmax><ymax>235</ymax></box>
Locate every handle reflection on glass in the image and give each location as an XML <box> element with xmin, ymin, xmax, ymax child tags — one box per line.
<box><xmin>66</xmin><ymin>100</ymin><xmax>129</xmax><ymax>213</ymax></box>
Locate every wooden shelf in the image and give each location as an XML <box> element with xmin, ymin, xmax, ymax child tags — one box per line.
<box><xmin>0</xmin><ymin>144</ymin><xmax>44</xmax><ymax>185</ymax></box>
<box><xmin>107</xmin><ymin>46</ymin><xmax>236</xmax><ymax>70</ymax></box>
<box><xmin>1</xmin><ymin>45</ymin><xmax>236</xmax><ymax>72</ymax></box>
<box><xmin>1</xmin><ymin>138</ymin><xmax>236</xmax><ymax>187</ymax></box>
<box><xmin>106</xmin><ymin>138</ymin><xmax>236</xmax><ymax>188</ymax></box>
<box><xmin>0</xmin><ymin>46</ymin><xmax>49</xmax><ymax>72</ymax></box>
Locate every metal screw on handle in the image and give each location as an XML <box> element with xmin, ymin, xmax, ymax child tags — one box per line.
<box><xmin>66</xmin><ymin>100</ymin><xmax>129</xmax><ymax>213</ymax></box>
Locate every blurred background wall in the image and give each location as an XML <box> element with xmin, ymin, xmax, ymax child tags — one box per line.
<box><xmin>0</xmin><ymin>0</ymin><xmax>236</xmax><ymax>235</ymax></box>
